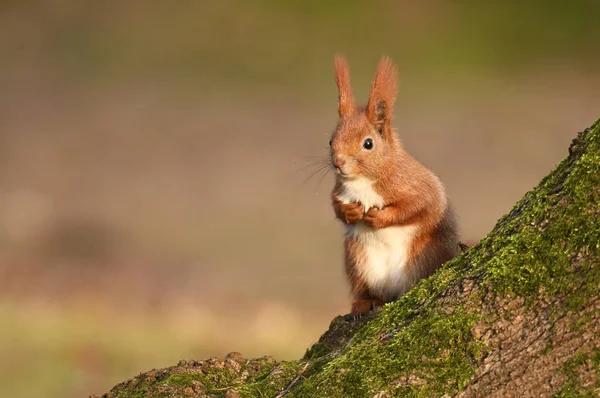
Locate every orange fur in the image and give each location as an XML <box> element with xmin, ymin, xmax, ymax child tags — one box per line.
<box><xmin>366</xmin><ymin>56</ymin><xmax>398</xmax><ymax>139</ymax></box>
<box><xmin>334</xmin><ymin>55</ymin><xmax>356</xmax><ymax>117</ymax></box>
<box><xmin>329</xmin><ymin>56</ymin><xmax>460</xmax><ymax>315</ymax></box>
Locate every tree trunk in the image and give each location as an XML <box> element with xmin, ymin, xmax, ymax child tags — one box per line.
<box><xmin>94</xmin><ymin>119</ymin><xmax>600</xmax><ymax>398</ymax></box>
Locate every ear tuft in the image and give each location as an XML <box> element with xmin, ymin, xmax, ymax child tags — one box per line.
<box><xmin>334</xmin><ymin>55</ymin><xmax>356</xmax><ymax>118</ymax></box>
<box><xmin>366</xmin><ymin>56</ymin><xmax>398</xmax><ymax>137</ymax></box>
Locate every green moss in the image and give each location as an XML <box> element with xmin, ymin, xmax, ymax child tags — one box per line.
<box><xmin>98</xmin><ymin>356</ymin><xmax>310</xmax><ymax>398</ymax></box>
<box><xmin>104</xmin><ymin>371</ymin><xmax>159</xmax><ymax>398</ymax></box>
<box><xmin>563</xmin><ymin>351</ymin><xmax>590</xmax><ymax>375</ymax></box>
<box><xmin>459</xmin><ymin>119</ymin><xmax>600</xmax><ymax>324</ymax></box>
<box><xmin>471</xmin><ymin>121</ymin><xmax>600</xmax><ymax>300</ymax></box>
<box><xmin>237</xmin><ymin>361</ymin><xmax>307</xmax><ymax>398</ymax></box>
<box><xmin>163</xmin><ymin>374</ymin><xmax>202</xmax><ymax>386</ymax></box>
<box><xmin>293</xmin><ymin>300</ymin><xmax>482</xmax><ymax>397</ymax></box>
<box><xmin>554</xmin><ymin>349</ymin><xmax>600</xmax><ymax>398</ymax></box>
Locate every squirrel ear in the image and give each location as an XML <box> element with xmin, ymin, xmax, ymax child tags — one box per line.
<box><xmin>334</xmin><ymin>55</ymin><xmax>356</xmax><ymax>118</ymax></box>
<box><xmin>366</xmin><ymin>56</ymin><xmax>398</xmax><ymax>138</ymax></box>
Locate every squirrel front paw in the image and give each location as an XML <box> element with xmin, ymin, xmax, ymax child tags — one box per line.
<box><xmin>333</xmin><ymin>199</ymin><xmax>365</xmax><ymax>224</ymax></box>
<box><xmin>363</xmin><ymin>207</ymin><xmax>389</xmax><ymax>229</ymax></box>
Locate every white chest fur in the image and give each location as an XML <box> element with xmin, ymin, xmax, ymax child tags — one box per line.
<box><xmin>339</xmin><ymin>177</ymin><xmax>419</xmax><ymax>301</ymax></box>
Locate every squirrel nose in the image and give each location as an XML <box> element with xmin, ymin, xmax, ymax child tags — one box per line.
<box><xmin>333</xmin><ymin>154</ymin><xmax>346</xmax><ymax>168</ymax></box>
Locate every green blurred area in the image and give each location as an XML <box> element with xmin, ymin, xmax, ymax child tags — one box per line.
<box><xmin>1</xmin><ymin>2</ymin><xmax>599</xmax><ymax>398</ymax></box>
<box><xmin>3</xmin><ymin>1</ymin><xmax>599</xmax><ymax>95</ymax></box>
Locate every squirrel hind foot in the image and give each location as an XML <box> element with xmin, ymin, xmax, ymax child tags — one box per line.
<box><xmin>351</xmin><ymin>299</ymin><xmax>386</xmax><ymax>317</ymax></box>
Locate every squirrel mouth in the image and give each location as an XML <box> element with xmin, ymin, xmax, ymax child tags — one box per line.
<box><xmin>335</xmin><ymin>168</ymin><xmax>353</xmax><ymax>178</ymax></box>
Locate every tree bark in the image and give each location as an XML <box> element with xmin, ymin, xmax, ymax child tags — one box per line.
<box><xmin>94</xmin><ymin>119</ymin><xmax>600</xmax><ymax>398</ymax></box>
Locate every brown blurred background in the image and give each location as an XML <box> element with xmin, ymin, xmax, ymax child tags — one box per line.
<box><xmin>1</xmin><ymin>1</ymin><xmax>599</xmax><ymax>397</ymax></box>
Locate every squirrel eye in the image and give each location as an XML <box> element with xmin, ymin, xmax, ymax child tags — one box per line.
<box><xmin>363</xmin><ymin>138</ymin><xmax>373</xmax><ymax>150</ymax></box>
<box><xmin>329</xmin><ymin>139</ymin><xmax>332</xmax><ymax>146</ymax></box>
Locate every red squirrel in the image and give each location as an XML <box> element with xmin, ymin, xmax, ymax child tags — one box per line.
<box><xmin>329</xmin><ymin>56</ymin><xmax>459</xmax><ymax>315</ymax></box>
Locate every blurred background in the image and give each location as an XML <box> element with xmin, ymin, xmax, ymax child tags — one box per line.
<box><xmin>1</xmin><ymin>1</ymin><xmax>599</xmax><ymax>397</ymax></box>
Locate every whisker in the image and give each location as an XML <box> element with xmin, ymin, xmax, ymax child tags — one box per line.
<box><xmin>292</xmin><ymin>157</ymin><xmax>330</xmax><ymax>166</ymax></box>
<box><xmin>294</xmin><ymin>163</ymin><xmax>328</xmax><ymax>173</ymax></box>
<box><xmin>293</xmin><ymin>160</ymin><xmax>329</xmax><ymax>171</ymax></box>
<box><xmin>293</xmin><ymin>157</ymin><xmax>329</xmax><ymax>165</ymax></box>
<box><xmin>315</xmin><ymin>167</ymin><xmax>332</xmax><ymax>189</ymax></box>
<box><xmin>292</xmin><ymin>158</ymin><xmax>330</xmax><ymax>173</ymax></box>
<box><xmin>302</xmin><ymin>163</ymin><xmax>331</xmax><ymax>185</ymax></box>
<box><xmin>294</xmin><ymin>156</ymin><xmax>328</xmax><ymax>161</ymax></box>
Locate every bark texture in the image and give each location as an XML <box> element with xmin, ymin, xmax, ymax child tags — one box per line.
<box><xmin>94</xmin><ymin>119</ymin><xmax>600</xmax><ymax>398</ymax></box>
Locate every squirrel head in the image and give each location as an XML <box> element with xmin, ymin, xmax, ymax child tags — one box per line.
<box><xmin>330</xmin><ymin>55</ymin><xmax>400</xmax><ymax>181</ymax></box>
